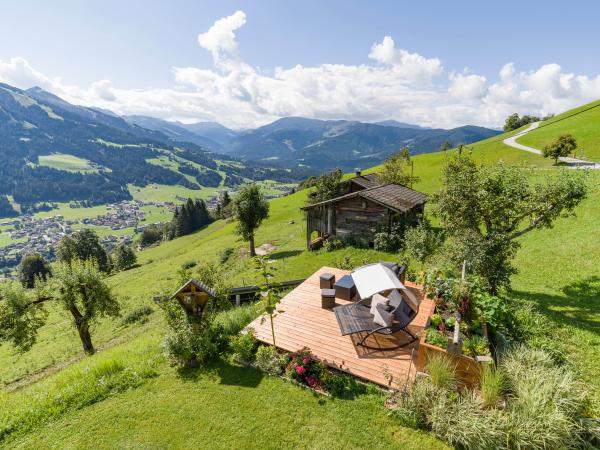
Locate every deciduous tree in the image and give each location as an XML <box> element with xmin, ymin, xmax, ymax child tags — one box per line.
<box><xmin>18</xmin><ymin>253</ymin><xmax>52</xmax><ymax>288</ymax></box>
<box><xmin>433</xmin><ymin>155</ymin><xmax>587</xmax><ymax>294</ymax></box>
<box><xmin>379</xmin><ymin>147</ymin><xmax>419</xmax><ymax>186</ymax></box>
<box><xmin>56</xmin><ymin>229</ymin><xmax>111</xmax><ymax>273</ymax></box>
<box><xmin>0</xmin><ymin>259</ymin><xmax>120</xmax><ymax>355</ymax></box>
<box><xmin>233</xmin><ymin>185</ymin><xmax>270</xmax><ymax>257</ymax></box>
<box><xmin>113</xmin><ymin>244</ymin><xmax>137</xmax><ymax>271</ymax></box>
<box><xmin>543</xmin><ymin>134</ymin><xmax>577</xmax><ymax>165</ymax></box>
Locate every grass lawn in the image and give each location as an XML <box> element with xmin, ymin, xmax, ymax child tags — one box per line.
<box><xmin>2</xmin><ymin>327</ymin><xmax>446</xmax><ymax>450</ymax></box>
<box><xmin>0</xmin><ymin>233</ymin><xmax>26</xmax><ymax>249</ymax></box>
<box><xmin>37</xmin><ymin>153</ymin><xmax>101</xmax><ymax>173</ymax></box>
<box><xmin>516</xmin><ymin>100</ymin><xmax>600</xmax><ymax>161</ymax></box>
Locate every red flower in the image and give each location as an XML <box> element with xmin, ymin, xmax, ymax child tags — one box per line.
<box><xmin>302</xmin><ymin>357</ymin><xmax>311</xmax><ymax>365</ymax></box>
<box><xmin>295</xmin><ymin>366</ymin><xmax>306</xmax><ymax>375</ymax></box>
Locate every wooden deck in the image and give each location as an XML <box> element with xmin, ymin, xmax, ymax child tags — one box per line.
<box><xmin>245</xmin><ymin>267</ymin><xmax>435</xmax><ymax>388</ymax></box>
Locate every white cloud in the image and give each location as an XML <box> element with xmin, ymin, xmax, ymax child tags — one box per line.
<box><xmin>1</xmin><ymin>11</ymin><xmax>600</xmax><ymax>130</ymax></box>
<box><xmin>198</xmin><ymin>10</ymin><xmax>246</xmax><ymax>68</ymax></box>
<box><xmin>449</xmin><ymin>72</ymin><xmax>487</xmax><ymax>99</ymax></box>
<box><xmin>368</xmin><ymin>36</ymin><xmax>443</xmax><ymax>83</ymax></box>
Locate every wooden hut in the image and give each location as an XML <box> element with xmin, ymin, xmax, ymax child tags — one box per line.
<box><xmin>170</xmin><ymin>279</ymin><xmax>216</xmax><ymax>317</ymax></box>
<box><xmin>302</xmin><ymin>178</ymin><xmax>427</xmax><ymax>249</ymax></box>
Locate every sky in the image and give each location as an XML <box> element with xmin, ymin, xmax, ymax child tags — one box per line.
<box><xmin>1</xmin><ymin>0</ymin><xmax>599</xmax><ymax>129</ymax></box>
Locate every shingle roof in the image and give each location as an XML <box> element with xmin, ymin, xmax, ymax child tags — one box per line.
<box><xmin>302</xmin><ymin>183</ymin><xmax>427</xmax><ymax>213</ymax></box>
<box><xmin>170</xmin><ymin>278</ymin><xmax>216</xmax><ymax>299</ymax></box>
<box><xmin>349</xmin><ymin>173</ymin><xmax>381</xmax><ymax>189</ymax></box>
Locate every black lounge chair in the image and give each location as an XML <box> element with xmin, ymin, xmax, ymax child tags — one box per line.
<box><xmin>333</xmin><ymin>297</ymin><xmax>418</xmax><ymax>350</ymax></box>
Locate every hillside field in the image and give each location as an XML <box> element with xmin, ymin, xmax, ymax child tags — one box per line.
<box><xmin>1</xmin><ymin>112</ymin><xmax>600</xmax><ymax>448</ymax></box>
<box><xmin>517</xmin><ymin>100</ymin><xmax>600</xmax><ymax>161</ymax></box>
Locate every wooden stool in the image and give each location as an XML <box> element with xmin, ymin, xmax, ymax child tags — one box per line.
<box><xmin>334</xmin><ymin>275</ymin><xmax>356</xmax><ymax>301</ymax></box>
<box><xmin>321</xmin><ymin>288</ymin><xmax>336</xmax><ymax>309</ymax></box>
<box><xmin>320</xmin><ymin>272</ymin><xmax>335</xmax><ymax>289</ymax></box>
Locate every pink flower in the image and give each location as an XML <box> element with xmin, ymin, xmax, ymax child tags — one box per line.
<box><xmin>295</xmin><ymin>366</ymin><xmax>306</xmax><ymax>375</ymax></box>
<box><xmin>302</xmin><ymin>357</ymin><xmax>311</xmax><ymax>365</ymax></box>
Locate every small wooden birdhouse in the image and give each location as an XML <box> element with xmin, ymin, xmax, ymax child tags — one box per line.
<box><xmin>170</xmin><ymin>279</ymin><xmax>216</xmax><ymax>318</ymax></box>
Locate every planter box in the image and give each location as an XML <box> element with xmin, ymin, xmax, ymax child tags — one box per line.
<box><xmin>416</xmin><ymin>333</ymin><xmax>482</xmax><ymax>389</ymax></box>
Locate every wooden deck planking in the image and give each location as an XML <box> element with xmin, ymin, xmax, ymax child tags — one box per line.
<box><xmin>246</xmin><ymin>267</ymin><xmax>435</xmax><ymax>388</ymax></box>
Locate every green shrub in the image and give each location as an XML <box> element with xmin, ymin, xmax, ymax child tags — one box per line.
<box><xmin>162</xmin><ymin>319</ymin><xmax>227</xmax><ymax>368</ymax></box>
<box><xmin>255</xmin><ymin>345</ymin><xmax>284</xmax><ymax>376</ymax></box>
<box><xmin>429</xmin><ymin>390</ymin><xmax>506</xmax><ymax>449</ymax></box>
<box><xmin>462</xmin><ymin>335</ymin><xmax>489</xmax><ymax>357</ymax></box>
<box><xmin>231</xmin><ymin>331</ymin><xmax>258</xmax><ymax>363</ymax></box>
<box><xmin>444</xmin><ymin>316</ymin><xmax>456</xmax><ymax>330</ymax></box>
<box><xmin>430</xmin><ymin>313</ymin><xmax>442</xmax><ymax>327</ymax></box>
<box><xmin>479</xmin><ymin>364</ymin><xmax>505</xmax><ymax>408</ymax></box>
<box><xmin>323</xmin><ymin>238</ymin><xmax>344</xmax><ymax>252</ymax></box>
<box><xmin>391</xmin><ymin>377</ymin><xmax>438</xmax><ymax>429</ymax></box>
<box><xmin>181</xmin><ymin>260</ymin><xmax>197</xmax><ymax>270</ymax></box>
<box><xmin>120</xmin><ymin>305</ymin><xmax>154</xmax><ymax>326</ymax></box>
<box><xmin>425</xmin><ymin>327</ymin><xmax>447</xmax><ymax>348</ymax></box>
<box><xmin>373</xmin><ymin>223</ymin><xmax>404</xmax><ymax>252</ymax></box>
<box><xmin>426</xmin><ymin>354</ymin><xmax>456</xmax><ymax>390</ymax></box>
<box><xmin>219</xmin><ymin>247</ymin><xmax>234</xmax><ymax>264</ymax></box>
<box><xmin>323</xmin><ymin>373</ymin><xmax>367</xmax><ymax>399</ymax></box>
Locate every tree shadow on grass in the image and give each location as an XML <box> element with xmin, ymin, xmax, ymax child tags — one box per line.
<box><xmin>270</xmin><ymin>250</ymin><xmax>303</xmax><ymax>260</ymax></box>
<box><xmin>512</xmin><ymin>276</ymin><xmax>600</xmax><ymax>334</ymax></box>
<box><xmin>176</xmin><ymin>360</ymin><xmax>264</xmax><ymax>388</ymax></box>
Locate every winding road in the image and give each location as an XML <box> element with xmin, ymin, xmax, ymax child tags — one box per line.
<box><xmin>502</xmin><ymin>122</ymin><xmax>600</xmax><ymax>168</ymax></box>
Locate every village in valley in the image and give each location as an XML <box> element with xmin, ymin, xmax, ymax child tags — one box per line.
<box><xmin>0</xmin><ymin>200</ymin><xmax>177</xmax><ymax>276</ymax></box>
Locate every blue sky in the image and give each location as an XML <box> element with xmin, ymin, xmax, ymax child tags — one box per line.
<box><xmin>1</xmin><ymin>1</ymin><xmax>599</xmax><ymax>128</ymax></box>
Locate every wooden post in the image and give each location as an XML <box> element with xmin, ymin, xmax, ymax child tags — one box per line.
<box><xmin>235</xmin><ymin>294</ymin><xmax>241</xmax><ymax>306</ymax></box>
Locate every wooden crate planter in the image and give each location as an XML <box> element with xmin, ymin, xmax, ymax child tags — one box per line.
<box><xmin>416</xmin><ymin>334</ymin><xmax>482</xmax><ymax>388</ymax></box>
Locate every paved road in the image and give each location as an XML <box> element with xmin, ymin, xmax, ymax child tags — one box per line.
<box><xmin>502</xmin><ymin>122</ymin><xmax>600</xmax><ymax>168</ymax></box>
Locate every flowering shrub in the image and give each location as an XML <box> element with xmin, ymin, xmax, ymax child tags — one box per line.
<box><xmin>285</xmin><ymin>349</ymin><xmax>325</xmax><ymax>389</ymax></box>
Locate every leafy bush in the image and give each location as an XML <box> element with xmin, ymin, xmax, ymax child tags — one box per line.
<box><xmin>323</xmin><ymin>238</ymin><xmax>344</xmax><ymax>252</ymax></box>
<box><xmin>285</xmin><ymin>349</ymin><xmax>326</xmax><ymax>389</ymax></box>
<box><xmin>444</xmin><ymin>316</ymin><xmax>456</xmax><ymax>330</ymax></box>
<box><xmin>219</xmin><ymin>247</ymin><xmax>234</xmax><ymax>264</ymax></box>
<box><xmin>425</xmin><ymin>327</ymin><xmax>447</xmax><ymax>349</ymax></box>
<box><xmin>462</xmin><ymin>335</ymin><xmax>489</xmax><ymax>357</ymax></box>
<box><xmin>322</xmin><ymin>373</ymin><xmax>367</xmax><ymax>399</ymax></box>
<box><xmin>373</xmin><ymin>223</ymin><xmax>404</xmax><ymax>252</ymax></box>
<box><xmin>255</xmin><ymin>345</ymin><xmax>285</xmax><ymax>376</ymax></box>
<box><xmin>163</xmin><ymin>319</ymin><xmax>227</xmax><ymax>368</ymax></box>
<box><xmin>430</xmin><ymin>313</ymin><xmax>442</xmax><ymax>327</ymax></box>
<box><xmin>181</xmin><ymin>260</ymin><xmax>197</xmax><ymax>270</ymax></box>
<box><xmin>479</xmin><ymin>364</ymin><xmax>505</xmax><ymax>408</ymax></box>
<box><xmin>426</xmin><ymin>354</ymin><xmax>456</xmax><ymax>390</ymax></box>
<box><xmin>231</xmin><ymin>331</ymin><xmax>258</xmax><ymax>363</ymax></box>
<box><xmin>120</xmin><ymin>305</ymin><xmax>154</xmax><ymax>326</ymax></box>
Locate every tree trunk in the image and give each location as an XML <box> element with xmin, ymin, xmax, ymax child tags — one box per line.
<box><xmin>69</xmin><ymin>305</ymin><xmax>95</xmax><ymax>355</ymax></box>
<box><xmin>249</xmin><ymin>234</ymin><xmax>256</xmax><ymax>257</ymax></box>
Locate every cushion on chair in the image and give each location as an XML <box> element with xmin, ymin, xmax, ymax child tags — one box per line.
<box><xmin>369</xmin><ymin>293</ymin><xmax>389</xmax><ymax>315</ymax></box>
<box><xmin>402</xmin><ymin>288</ymin><xmax>420</xmax><ymax>313</ymax></box>
<box><xmin>387</xmin><ymin>289</ymin><xmax>402</xmax><ymax>309</ymax></box>
<box><xmin>373</xmin><ymin>303</ymin><xmax>394</xmax><ymax>328</ymax></box>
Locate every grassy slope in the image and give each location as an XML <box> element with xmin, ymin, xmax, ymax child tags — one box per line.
<box><xmin>37</xmin><ymin>153</ymin><xmax>99</xmax><ymax>173</ymax></box>
<box><xmin>517</xmin><ymin>100</ymin><xmax>600</xmax><ymax>160</ymax></box>
<box><xmin>2</xmin><ymin>112</ymin><xmax>600</xmax><ymax>447</ymax></box>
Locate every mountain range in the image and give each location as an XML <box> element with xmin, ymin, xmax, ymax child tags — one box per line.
<box><xmin>126</xmin><ymin>115</ymin><xmax>500</xmax><ymax>171</ymax></box>
<box><xmin>0</xmin><ymin>83</ymin><xmax>306</xmax><ymax>215</ymax></box>
<box><xmin>0</xmin><ymin>81</ymin><xmax>499</xmax><ymax>214</ymax></box>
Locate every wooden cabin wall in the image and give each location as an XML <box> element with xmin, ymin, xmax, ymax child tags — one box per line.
<box><xmin>334</xmin><ymin>197</ymin><xmax>387</xmax><ymax>241</ymax></box>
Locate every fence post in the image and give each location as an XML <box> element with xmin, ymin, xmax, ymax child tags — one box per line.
<box><xmin>235</xmin><ymin>294</ymin><xmax>241</xmax><ymax>306</ymax></box>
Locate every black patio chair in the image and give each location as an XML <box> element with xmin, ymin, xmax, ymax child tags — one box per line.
<box><xmin>333</xmin><ymin>297</ymin><xmax>418</xmax><ymax>350</ymax></box>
